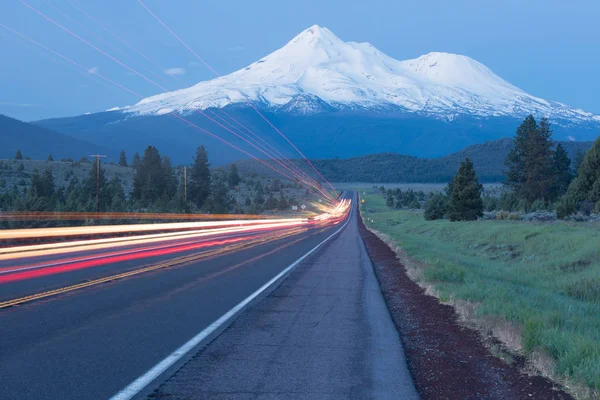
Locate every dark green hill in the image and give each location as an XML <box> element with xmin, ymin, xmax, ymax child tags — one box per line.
<box><xmin>0</xmin><ymin>114</ymin><xmax>112</xmax><ymax>160</ymax></box>
<box><xmin>231</xmin><ymin>138</ymin><xmax>594</xmax><ymax>183</ymax></box>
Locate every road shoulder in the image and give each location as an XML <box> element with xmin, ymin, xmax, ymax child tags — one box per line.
<box><xmin>357</xmin><ymin>210</ymin><xmax>574</xmax><ymax>400</ymax></box>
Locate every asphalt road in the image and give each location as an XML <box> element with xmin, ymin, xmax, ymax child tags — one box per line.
<box><xmin>0</xmin><ymin>220</ymin><xmax>342</xmax><ymax>398</ymax></box>
<box><xmin>0</xmin><ymin>192</ymin><xmax>417</xmax><ymax>399</ymax></box>
<box><xmin>153</xmin><ymin>194</ymin><xmax>418</xmax><ymax>399</ymax></box>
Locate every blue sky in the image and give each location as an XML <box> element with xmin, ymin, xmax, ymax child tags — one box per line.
<box><xmin>1</xmin><ymin>0</ymin><xmax>599</xmax><ymax>121</ymax></box>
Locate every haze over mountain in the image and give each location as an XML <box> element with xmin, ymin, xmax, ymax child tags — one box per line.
<box><xmin>35</xmin><ymin>25</ymin><xmax>600</xmax><ymax>165</ymax></box>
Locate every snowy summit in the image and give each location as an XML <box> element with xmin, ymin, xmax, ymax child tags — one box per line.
<box><xmin>123</xmin><ymin>25</ymin><xmax>599</xmax><ymax>123</ymax></box>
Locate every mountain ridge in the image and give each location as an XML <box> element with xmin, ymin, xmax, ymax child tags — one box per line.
<box><xmin>116</xmin><ymin>25</ymin><xmax>599</xmax><ymax>125</ymax></box>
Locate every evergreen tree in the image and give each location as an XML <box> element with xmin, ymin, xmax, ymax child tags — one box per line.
<box><xmin>567</xmin><ymin>136</ymin><xmax>600</xmax><ymax>204</ymax></box>
<box><xmin>573</xmin><ymin>149</ymin><xmax>585</xmax><ymax>174</ymax></box>
<box><xmin>278</xmin><ymin>190</ymin><xmax>288</xmax><ymax>210</ymax></box>
<box><xmin>551</xmin><ymin>143</ymin><xmax>572</xmax><ymax>199</ymax></box>
<box><xmin>132</xmin><ymin>146</ymin><xmax>169</xmax><ymax>204</ymax></box>
<box><xmin>504</xmin><ymin>115</ymin><xmax>555</xmax><ymax>202</ymax></box>
<box><xmin>161</xmin><ymin>156</ymin><xmax>177</xmax><ymax>199</ymax></box>
<box><xmin>47</xmin><ymin>154</ymin><xmax>54</xmax><ymax>162</ymax></box>
<box><xmin>253</xmin><ymin>181</ymin><xmax>265</xmax><ymax>205</ymax></box>
<box><xmin>264</xmin><ymin>193</ymin><xmax>278</xmax><ymax>210</ymax></box>
<box><xmin>131</xmin><ymin>152</ymin><xmax>142</xmax><ymax>169</ymax></box>
<box><xmin>449</xmin><ymin>158</ymin><xmax>483</xmax><ymax>221</ymax></box>
<box><xmin>119</xmin><ymin>150</ymin><xmax>128</xmax><ymax>167</ymax></box>
<box><xmin>205</xmin><ymin>177</ymin><xmax>232</xmax><ymax>214</ymax></box>
<box><xmin>15</xmin><ymin>149</ymin><xmax>23</xmax><ymax>160</ymax></box>
<box><xmin>385</xmin><ymin>191</ymin><xmax>394</xmax><ymax>208</ymax></box>
<box><xmin>31</xmin><ymin>168</ymin><xmax>55</xmax><ymax>198</ymax></box>
<box><xmin>188</xmin><ymin>146</ymin><xmax>211</xmax><ymax>209</ymax></box>
<box><xmin>228</xmin><ymin>163</ymin><xmax>241</xmax><ymax>188</ymax></box>
<box><xmin>424</xmin><ymin>193</ymin><xmax>447</xmax><ymax>220</ymax></box>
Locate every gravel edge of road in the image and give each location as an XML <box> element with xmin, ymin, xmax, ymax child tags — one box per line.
<box><xmin>356</xmin><ymin>211</ymin><xmax>574</xmax><ymax>400</ymax></box>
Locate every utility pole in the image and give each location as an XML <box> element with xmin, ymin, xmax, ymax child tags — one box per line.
<box><xmin>183</xmin><ymin>166</ymin><xmax>187</xmax><ymax>202</ymax></box>
<box><xmin>89</xmin><ymin>154</ymin><xmax>106</xmax><ymax>213</ymax></box>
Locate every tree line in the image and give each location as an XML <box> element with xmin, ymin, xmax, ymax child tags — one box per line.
<box><xmin>0</xmin><ymin>145</ymin><xmax>241</xmax><ymax>225</ymax></box>
<box><xmin>382</xmin><ymin>114</ymin><xmax>599</xmax><ymax>221</ymax></box>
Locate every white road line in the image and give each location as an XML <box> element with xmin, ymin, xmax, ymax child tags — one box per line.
<box><xmin>109</xmin><ymin>204</ymin><xmax>352</xmax><ymax>400</ymax></box>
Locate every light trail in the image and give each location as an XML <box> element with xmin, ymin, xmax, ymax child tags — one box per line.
<box><xmin>0</xmin><ymin>218</ymin><xmax>305</xmax><ymax>241</ymax></box>
<box><xmin>0</xmin><ymin>220</ymin><xmax>308</xmax><ymax>262</ymax></box>
<box><xmin>0</xmin><ymin>224</ymin><xmax>330</xmax><ymax>309</ymax></box>
<box><xmin>136</xmin><ymin>0</ymin><xmax>338</xmax><ymax>195</ymax></box>
<box><xmin>0</xmin><ymin>211</ymin><xmax>277</xmax><ymax>221</ymax></box>
<box><xmin>40</xmin><ymin>0</ymin><xmax>174</xmax><ymax>89</ymax></box>
<box><xmin>2</xmin><ymin>20</ymin><xmax>334</xmax><ymax>204</ymax></box>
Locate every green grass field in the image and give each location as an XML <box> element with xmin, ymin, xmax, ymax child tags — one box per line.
<box><xmin>359</xmin><ymin>190</ymin><xmax>600</xmax><ymax>397</ymax></box>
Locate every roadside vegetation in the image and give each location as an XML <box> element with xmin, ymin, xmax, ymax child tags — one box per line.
<box><xmin>360</xmin><ymin>192</ymin><xmax>600</xmax><ymax>398</ymax></box>
<box><xmin>0</xmin><ymin>146</ymin><xmax>316</xmax><ymax>228</ymax></box>
<box><xmin>360</xmin><ymin>115</ymin><xmax>600</xmax><ymax>398</ymax></box>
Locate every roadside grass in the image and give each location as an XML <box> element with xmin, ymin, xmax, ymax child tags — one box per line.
<box><xmin>359</xmin><ymin>190</ymin><xmax>600</xmax><ymax>397</ymax></box>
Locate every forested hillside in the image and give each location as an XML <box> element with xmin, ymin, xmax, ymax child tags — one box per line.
<box><xmin>232</xmin><ymin>138</ymin><xmax>593</xmax><ymax>183</ymax></box>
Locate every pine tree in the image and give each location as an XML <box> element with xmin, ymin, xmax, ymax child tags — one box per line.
<box><xmin>424</xmin><ymin>193</ymin><xmax>447</xmax><ymax>220</ymax></box>
<box><xmin>188</xmin><ymin>145</ymin><xmax>211</xmax><ymax>209</ymax></box>
<box><xmin>161</xmin><ymin>156</ymin><xmax>177</xmax><ymax>199</ymax></box>
<box><xmin>47</xmin><ymin>154</ymin><xmax>54</xmax><ymax>162</ymax></box>
<box><xmin>30</xmin><ymin>168</ymin><xmax>55</xmax><ymax>198</ymax></box>
<box><xmin>118</xmin><ymin>150</ymin><xmax>128</xmax><ymax>167</ymax></box>
<box><xmin>551</xmin><ymin>143</ymin><xmax>572</xmax><ymax>199</ymax></box>
<box><xmin>253</xmin><ymin>181</ymin><xmax>265</xmax><ymax>205</ymax></box>
<box><xmin>278</xmin><ymin>190</ymin><xmax>288</xmax><ymax>210</ymax></box>
<box><xmin>205</xmin><ymin>177</ymin><xmax>232</xmax><ymax>214</ymax></box>
<box><xmin>449</xmin><ymin>158</ymin><xmax>483</xmax><ymax>221</ymax></box>
<box><xmin>264</xmin><ymin>193</ymin><xmax>278</xmax><ymax>210</ymax></box>
<box><xmin>573</xmin><ymin>149</ymin><xmax>585</xmax><ymax>174</ymax></box>
<box><xmin>228</xmin><ymin>163</ymin><xmax>241</xmax><ymax>188</ymax></box>
<box><xmin>131</xmin><ymin>152</ymin><xmax>141</xmax><ymax>169</ymax></box>
<box><xmin>567</xmin><ymin>136</ymin><xmax>600</xmax><ymax>204</ymax></box>
<box><xmin>504</xmin><ymin>115</ymin><xmax>555</xmax><ymax>202</ymax></box>
<box><xmin>15</xmin><ymin>149</ymin><xmax>23</xmax><ymax>160</ymax></box>
<box><xmin>385</xmin><ymin>191</ymin><xmax>394</xmax><ymax>208</ymax></box>
<box><xmin>132</xmin><ymin>146</ymin><xmax>165</xmax><ymax>204</ymax></box>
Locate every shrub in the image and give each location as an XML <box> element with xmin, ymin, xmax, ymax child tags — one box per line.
<box><xmin>496</xmin><ymin>210</ymin><xmax>521</xmax><ymax>221</ymax></box>
<box><xmin>530</xmin><ymin>198</ymin><xmax>547</xmax><ymax>211</ymax></box>
<box><xmin>498</xmin><ymin>191</ymin><xmax>519</xmax><ymax>211</ymax></box>
<box><xmin>556</xmin><ymin>196</ymin><xmax>577</xmax><ymax>219</ymax></box>
<box><xmin>580</xmin><ymin>200</ymin><xmax>594</xmax><ymax>216</ymax></box>
<box><xmin>424</xmin><ymin>193</ymin><xmax>447</xmax><ymax>220</ymax></box>
<box><xmin>408</xmin><ymin>199</ymin><xmax>421</xmax><ymax>209</ymax></box>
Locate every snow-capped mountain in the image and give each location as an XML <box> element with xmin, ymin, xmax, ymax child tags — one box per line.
<box><xmin>122</xmin><ymin>25</ymin><xmax>599</xmax><ymax>123</ymax></box>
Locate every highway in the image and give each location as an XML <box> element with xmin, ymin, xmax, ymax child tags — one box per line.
<box><xmin>0</xmin><ymin>193</ymin><xmax>416</xmax><ymax>399</ymax></box>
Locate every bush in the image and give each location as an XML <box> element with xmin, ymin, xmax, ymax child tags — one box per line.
<box><xmin>530</xmin><ymin>198</ymin><xmax>547</xmax><ymax>211</ymax></box>
<box><xmin>580</xmin><ymin>200</ymin><xmax>594</xmax><ymax>216</ymax></box>
<box><xmin>556</xmin><ymin>196</ymin><xmax>577</xmax><ymax>219</ymax></box>
<box><xmin>498</xmin><ymin>191</ymin><xmax>519</xmax><ymax>211</ymax></box>
<box><xmin>408</xmin><ymin>199</ymin><xmax>421</xmax><ymax>209</ymax></box>
<box><xmin>496</xmin><ymin>210</ymin><xmax>521</xmax><ymax>221</ymax></box>
<box><xmin>482</xmin><ymin>194</ymin><xmax>498</xmax><ymax>211</ymax></box>
<box><xmin>424</xmin><ymin>193</ymin><xmax>447</xmax><ymax>220</ymax></box>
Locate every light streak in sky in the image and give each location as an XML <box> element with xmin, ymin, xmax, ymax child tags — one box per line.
<box><xmin>1</xmin><ymin>19</ymin><xmax>332</xmax><ymax>203</ymax></box>
<box><xmin>136</xmin><ymin>0</ymin><xmax>338</xmax><ymax>195</ymax></box>
<box><xmin>18</xmin><ymin>0</ymin><xmax>334</xmax><ymax>203</ymax></box>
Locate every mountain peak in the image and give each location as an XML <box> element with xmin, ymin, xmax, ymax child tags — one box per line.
<box><xmin>122</xmin><ymin>26</ymin><xmax>598</xmax><ymax>124</ymax></box>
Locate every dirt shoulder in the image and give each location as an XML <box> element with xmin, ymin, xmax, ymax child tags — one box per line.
<box><xmin>357</xmin><ymin>213</ymin><xmax>573</xmax><ymax>400</ymax></box>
